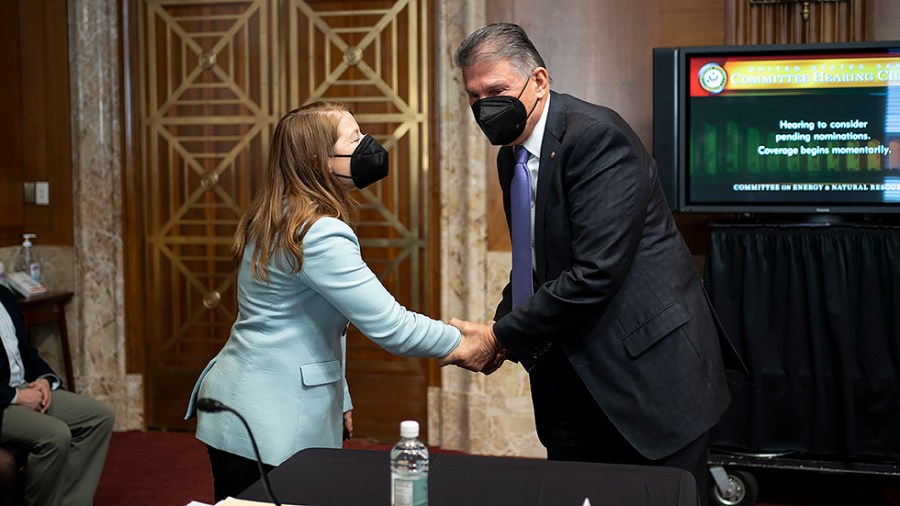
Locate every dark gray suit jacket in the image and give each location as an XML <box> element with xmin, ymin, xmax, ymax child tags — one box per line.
<box><xmin>492</xmin><ymin>91</ymin><xmax>736</xmax><ymax>460</ymax></box>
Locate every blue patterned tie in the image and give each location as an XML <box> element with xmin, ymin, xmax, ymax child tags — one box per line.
<box><xmin>511</xmin><ymin>146</ymin><xmax>533</xmax><ymax>308</ymax></box>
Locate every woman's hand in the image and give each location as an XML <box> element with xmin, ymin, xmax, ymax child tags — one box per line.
<box><xmin>343</xmin><ymin>410</ymin><xmax>353</xmax><ymax>440</ymax></box>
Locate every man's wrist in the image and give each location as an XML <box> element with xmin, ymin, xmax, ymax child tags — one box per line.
<box><xmin>37</xmin><ymin>375</ymin><xmax>59</xmax><ymax>390</ymax></box>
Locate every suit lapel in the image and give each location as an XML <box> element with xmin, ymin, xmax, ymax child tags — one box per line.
<box><xmin>534</xmin><ymin>91</ymin><xmax>565</xmax><ymax>282</ymax></box>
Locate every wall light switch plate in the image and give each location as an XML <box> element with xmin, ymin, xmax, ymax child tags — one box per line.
<box><xmin>35</xmin><ymin>181</ymin><xmax>49</xmax><ymax>205</ymax></box>
<box><xmin>23</xmin><ymin>182</ymin><xmax>35</xmax><ymax>204</ymax></box>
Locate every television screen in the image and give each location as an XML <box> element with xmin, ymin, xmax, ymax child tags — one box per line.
<box><xmin>659</xmin><ymin>41</ymin><xmax>900</xmax><ymax>214</ymax></box>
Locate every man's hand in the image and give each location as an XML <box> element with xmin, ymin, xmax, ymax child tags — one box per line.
<box><xmin>481</xmin><ymin>346</ymin><xmax>509</xmax><ymax>375</ymax></box>
<box><xmin>16</xmin><ymin>387</ymin><xmax>47</xmax><ymax>413</ymax></box>
<box><xmin>28</xmin><ymin>378</ymin><xmax>52</xmax><ymax>413</ymax></box>
<box><xmin>440</xmin><ymin>319</ymin><xmax>506</xmax><ymax>374</ymax></box>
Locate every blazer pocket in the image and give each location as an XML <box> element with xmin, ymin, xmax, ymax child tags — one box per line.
<box><xmin>300</xmin><ymin>360</ymin><xmax>342</xmax><ymax>386</ymax></box>
<box><xmin>621</xmin><ymin>302</ymin><xmax>690</xmax><ymax>357</ymax></box>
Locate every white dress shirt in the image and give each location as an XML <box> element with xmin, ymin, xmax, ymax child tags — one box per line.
<box><xmin>0</xmin><ymin>302</ymin><xmax>26</xmax><ymax>402</ymax></box>
<box><xmin>518</xmin><ymin>93</ymin><xmax>551</xmax><ymax>269</ymax></box>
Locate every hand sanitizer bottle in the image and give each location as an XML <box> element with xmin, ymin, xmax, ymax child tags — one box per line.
<box><xmin>15</xmin><ymin>234</ymin><xmax>41</xmax><ymax>283</ymax></box>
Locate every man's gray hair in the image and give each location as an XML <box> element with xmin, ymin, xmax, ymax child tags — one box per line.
<box><xmin>455</xmin><ymin>23</ymin><xmax>547</xmax><ymax>79</ymax></box>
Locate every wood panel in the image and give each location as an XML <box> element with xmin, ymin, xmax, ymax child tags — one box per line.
<box><xmin>0</xmin><ymin>0</ymin><xmax>74</xmax><ymax>247</ymax></box>
<box><xmin>870</xmin><ymin>0</ymin><xmax>900</xmax><ymax>41</ymax></box>
<box><xmin>0</xmin><ymin>0</ymin><xmax>25</xmax><ymax>245</ymax></box>
<box><xmin>123</xmin><ymin>0</ymin><xmax>146</xmax><ymax>376</ymax></box>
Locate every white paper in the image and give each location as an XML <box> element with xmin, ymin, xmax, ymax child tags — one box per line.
<box><xmin>184</xmin><ymin>498</ymin><xmax>309</xmax><ymax>506</ymax></box>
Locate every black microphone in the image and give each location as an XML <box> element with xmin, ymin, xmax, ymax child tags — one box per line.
<box><xmin>196</xmin><ymin>397</ymin><xmax>282</xmax><ymax>506</ymax></box>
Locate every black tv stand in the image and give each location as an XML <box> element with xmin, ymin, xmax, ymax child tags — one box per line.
<box><xmin>716</xmin><ymin>212</ymin><xmax>900</xmax><ymax>227</ymax></box>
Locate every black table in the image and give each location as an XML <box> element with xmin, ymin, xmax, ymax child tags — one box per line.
<box><xmin>240</xmin><ymin>448</ymin><xmax>698</xmax><ymax>506</ymax></box>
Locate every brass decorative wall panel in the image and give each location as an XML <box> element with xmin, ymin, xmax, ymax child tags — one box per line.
<box><xmin>135</xmin><ymin>0</ymin><xmax>433</xmax><ymax>431</ymax></box>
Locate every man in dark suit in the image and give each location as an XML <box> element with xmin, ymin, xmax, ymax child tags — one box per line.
<box><xmin>449</xmin><ymin>23</ymin><xmax>738</xmax><ymax>505</ymax></box>
<box><xmin>0</xmin><ymin>286</ymin><xmax>114</xmax><ymax>506</ymax></box>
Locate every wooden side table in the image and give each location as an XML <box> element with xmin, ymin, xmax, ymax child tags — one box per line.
<box><xmin>16</xmin><ymin>291</ymin><xmax>76</xmax><ymax>392</ymax></box>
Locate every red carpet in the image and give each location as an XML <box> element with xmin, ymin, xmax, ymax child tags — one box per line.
<box><xmin>95</xmin><ymin>430</ymin><xmax>214</xmax><ymax>506</ymax></box>
<box><xmin>94</xmin><ymin>431</ymin><xmax>900</xmax><ymax>506</ymax></box>
<box><xmin>93</xmin><ymin>431</ymin><xmax>421</xmax><ymax>505</ymax></box>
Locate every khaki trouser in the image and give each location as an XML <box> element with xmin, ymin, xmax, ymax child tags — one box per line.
<box><xmin>1</xmin><ymin>389</ymin><xmax>114</xmax><ymax>506</ymax></box>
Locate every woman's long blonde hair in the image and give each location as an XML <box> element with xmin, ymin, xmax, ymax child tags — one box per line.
<box><xmin>233</xmin><ymin>101</ymin><xmax>359</xmax><ymax>281</ymax></box>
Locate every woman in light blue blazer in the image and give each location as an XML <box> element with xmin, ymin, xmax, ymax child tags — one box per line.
<box><xmin>185</xmin><ymin>102</ymin><xmax>466</xmax><ymax>501</ymax></box>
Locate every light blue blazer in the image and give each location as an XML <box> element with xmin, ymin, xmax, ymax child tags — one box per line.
<box><xmin>185</xmin><ymin>217</ymin><xmax>461</xmax><ymax>465</ymax></box>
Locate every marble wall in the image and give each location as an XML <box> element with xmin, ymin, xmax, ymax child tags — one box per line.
<box><xmin>65</xmin><ymin>0</ymin><xmax>142</xmax><ymax>430</ymax></box>
<box><xmin>431</xmin><ymin>0</ymin><xmax>545</xmax><ymax>458</ymax></box>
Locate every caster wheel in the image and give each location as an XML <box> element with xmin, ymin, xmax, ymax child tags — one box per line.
<box><xmin>711</xmin><ymin>469</ymin><xmax>759</xmax><ymax>506</ymax></box>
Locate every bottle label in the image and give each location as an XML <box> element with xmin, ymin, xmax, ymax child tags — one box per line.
<box><xmin>29</xmin><ymin>263</ymin><xmax>41</xmax><ymax>283</ymax></box>
<box><xmin>392</xmin><ymin>475</ymin><xmax>427</xmax><ymax>506</ymax></box>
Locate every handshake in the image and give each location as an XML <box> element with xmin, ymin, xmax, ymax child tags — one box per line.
<box><xmin>440</xmin><ymin>318</ymin><xmax>509</xmax><ymax>375</ymax></box>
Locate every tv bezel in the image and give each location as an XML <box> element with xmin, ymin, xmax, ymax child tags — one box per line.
<box><xmin>674</xmin><ymin>40</ymin><xmax>900</xmax><ymax>215</ymax></box>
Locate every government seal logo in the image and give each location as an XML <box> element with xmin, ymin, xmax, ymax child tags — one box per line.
<box><xmin>698</xmin><ymin>63</ymin><xmax>727</xmax><ymax>94</ymax></box>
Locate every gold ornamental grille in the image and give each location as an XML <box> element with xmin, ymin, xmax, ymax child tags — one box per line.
<box><xmin>136</xmin><ymin>0</ymin><xmax>431</xmax><ymax>369</ymax></box>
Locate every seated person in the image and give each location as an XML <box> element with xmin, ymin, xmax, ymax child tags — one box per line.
<box><xmin>0</xmin><ymin>286</ymin><xmax>115</xmax><ymax>506</ymax></box>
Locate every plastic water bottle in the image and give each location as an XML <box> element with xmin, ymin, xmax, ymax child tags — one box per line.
<box><xmin>390</xmin><ymin>420</ymin><xmax>428</xmax><ymax>506</ymax></box>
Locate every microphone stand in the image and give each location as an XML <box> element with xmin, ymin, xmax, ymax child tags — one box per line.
<box><xmin>197</xmin><ymin>398</ymin><xmax>282</xmax><ymax>506</ymax></box>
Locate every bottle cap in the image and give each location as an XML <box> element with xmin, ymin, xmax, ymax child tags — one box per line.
<box><xmin>400</xmin><ymin>420</ymin><xmax>419</xmax><ymax>438</ymax></box>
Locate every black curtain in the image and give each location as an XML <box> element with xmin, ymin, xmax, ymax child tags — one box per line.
<box><xmin>704</xmin><ymin>222</ymin><xmax>900</xmax><ymax>461</ymax></box>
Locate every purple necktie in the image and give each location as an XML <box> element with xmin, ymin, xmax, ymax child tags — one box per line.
<box><xmin>511</xmin><ymin>146</ymin><xmax>533</xmax><ymax>308</ymax></box>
